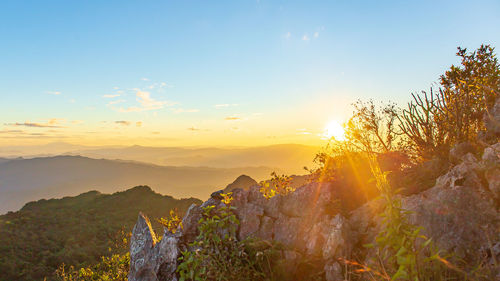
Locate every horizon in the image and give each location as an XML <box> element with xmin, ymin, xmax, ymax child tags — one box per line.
<box><xmin>1</xmin><ymin>0</ymin><xmax>500</xmax><ymax>147</ymax></box>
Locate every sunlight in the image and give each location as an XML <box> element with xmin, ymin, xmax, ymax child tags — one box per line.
<box><xmin>323</xmin><ymin>120</ymin><xmax>345</xmax><ymax>140</ymax></box>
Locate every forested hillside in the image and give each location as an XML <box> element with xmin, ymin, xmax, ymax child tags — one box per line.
<box><xmin>0</xmin><ymin>186</ymin><xmax>201</xmax><ymax>281</ymax></box>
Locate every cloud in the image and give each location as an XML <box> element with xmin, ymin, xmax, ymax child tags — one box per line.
<box><xmin>46</xmin><ymin>91</ymin><xmax>61</xmax><ymax>95</ymax></box>
<box><xmin>141</xmin><ymin>78</ymin><xmax>150</xmax><ymax>81</ymax></box>
<box><xmin>302</xmin><ymin>34</ymin><xmax>310</xmax><ymax>41</ymax></box>
<box><xmin>48</xmin><ymin>118</ymin><xmax>65</xmax><ymax>125</ymax></box>
<box><xmin>187</xmin><ymin>127</ymin><xmax>200</xmax><ymax>131</ymax></box>
<box><xmin>116</xmin><ymin>90</ymin><xmax>175</xmax><ymax>112</ymax></box>
<box><xmin>103</xmin><ymin>94</ymin><xmax>121</xmax><ymax>98</ymax></box>
<box><xmin>151</xmin><ymin>131</ymin><xmax>160</xmax><ymax>135</ymax></box>
<box><xmin>6</xmin><ymin>122</ymin><xmax>64</xmax><ymax>128</ymax></box>
<box><xmin>72</xmin><ymin>120</ymin><xmax>84</xmax><ymax>125</ymax></box>
<box><xmin>107</xmin><ymin>99</ymin><xmax>125</xmax><ymax>105</ymax></box>
<box><xmin>285</xmin><ymin>32</ymin><xmax>291</xmax><ymax>39</ymax></box>
<box><xmin>0</xmin><ymin>130</ymin><xmax>25</xmax><ymax>134</ymax></box>
<box><xmin>136</xmin><ymin>121</ymin><xmax>142</xmax><ymax>127</ymax></box>
<box><xmin>224</xmin><ymin>116</ymin><xmax>241</xmax><ymax>121</ymax></box>
<box><xmin>314</xmin><ymin>32</ymin><xmax>319</xmax><ymax>38</ymax></box>
<box><xmin>214</xmin><ymin>104</ymin><xmax>238</xmax><ymax>108</ymax></box>
<box><xmin>115</xmin><ymin>121</ymin><xmax>131</xmax><ymax>126</ymax></box>
<box><xmin>172</xmin><ymin>108</ymin><xmax>199</xmax><ymax>113</ymax></box>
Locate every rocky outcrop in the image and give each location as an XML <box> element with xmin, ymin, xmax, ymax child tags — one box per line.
<box><xmin>129</xmin><ymin>143</ymin><xmax>500</xmax><ymax>280</ymax></box>
<box><xmin>223</xmin><ymin>174</ymin><xmax>258</xmax><ymax>193</ymax></box>
<box><xmin>129</xmin><ymin>213</ymin><xmax>181</xmax><ymax>281</ymax></box>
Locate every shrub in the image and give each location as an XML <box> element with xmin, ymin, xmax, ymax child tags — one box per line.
<box><xmin>259</xmin><ymin>172</ymin><xmax>294</xmax><ymax>199</ymax></box>
<box><xmin>55</xmin><ymin>253</ymin><xmax>130</xmax><ymax>281</ymax></box>
<box><xmin>158</xmin><ymin>209</ymin><xmax>183</xmax><ymax>234</ymax></box>
<box><xmin>177</xmin><ymin>195</ymin><xmax>265</xmax><ymax>281</ymax></box>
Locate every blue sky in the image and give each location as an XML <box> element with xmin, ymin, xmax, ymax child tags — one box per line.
<box><xmin>0</xmin><ymin>0</ymin><xmax>499</xmax><ymax>146</ymax></box>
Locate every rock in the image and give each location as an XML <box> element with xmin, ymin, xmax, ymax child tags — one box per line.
<box><xmin>129</xmin><ymin>143</ymin><xmax>500</xmax><ymax>280</ymax></box>
<box><xmin>230</xmin><ymin>188</ymin><xmax>248</xmax><ymax>208</ymax></box>
<box><xmin>280</xmin><ymin>184</ymin><xmax>314</xmax><ymax>218</ymax></box>
<box><xmin>449</xmin><ymin>142</ymin><xmax>475</xmax><ymax>164</ymax></box>
<box><xmin>180</xmin><ymin>204</ymin><xmax>202</xmax><ymax>244</ymax></box>
<box><xmin>236</xmin><ymin>203</ymin><xmax>263</xmax><ymax>239</ymax></box>
<box><xmin>402</xmin><ymin>184</ymin><xmax>499</xmax><ymax>263</ymax></box>
<box><xmin>210</xmin><ymin>190</ymin><xmax>224</xmax><ymax>200</ymax></box>
<box><xmin>482</xmin><ymin>143</ymin><xmax>500</xmax><ymax>166</ymax></box>
<box><xmin>258</xmin><ymin>215</ymin><xmax>274</xmax><ymax>241</ymax></box>
<box><xmin>273</xmin><ymin>214</ymin><xmax>302</xmax><ymax>248</ymax></box>
<box><xmin>324</xmin><ymin>261</ymin><xmax>344</xmax><ymax>281</ymax></box>
<box><xmin>223</xmin><ymin>175</ymin><xmax>258</xmax><ymax>193</ymax></box>
<box><xmin>129</xmin><ymin>213</ymin><xmax>158</xmax><ymax>281</ymax></box>
<box><xmin>485</xmin><ymin>168</ymin><xmax>500</xmax><ymax>200</ymax></box>
<box><xmin>129</xmin><ymin>213</ymin><xmax>181</xmax><ymax>281</ymax></box>
<box><xmin>435</xmin><ymin>153</ymin><xmax>483</xmax><ymax>191</ymax></box>
<box><xmin>322</xmin><ymin>215</ymin><xmax>350</xmax><ymax>260</ymax></box>
<box><xmin>155</xmin><ymin>233</ymin><xmax>180</xmax><ymax>281</ymax></box>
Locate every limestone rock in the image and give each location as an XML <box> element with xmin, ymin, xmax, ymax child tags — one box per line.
<box><xmin>324</xmin><ymin>261</ymin><xmax>344</xmax><ymax>281</ymax></box>
<box><xmin>180</xmin><ymin>204</ymin><xmax>202</xmax><ymax>244</ymax></box>
<box><xmin>129</xmin><ymin>213</ymin><xmax>181</xmax><ymax>281</ymax></box>
<box><xmin>236</xmin><ymin>202</ymin><xmax>264</xmax><ymax>240</ymax></box>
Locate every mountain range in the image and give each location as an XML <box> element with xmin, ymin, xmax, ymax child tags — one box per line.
<box><xmin>0</xmin><ymin>155</ymin><xmax>274</xmax><ymax>214</ymax></box>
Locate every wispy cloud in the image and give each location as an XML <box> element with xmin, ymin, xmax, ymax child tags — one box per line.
<box><xmin>72</xmin><ymin>120</ymin><xmax>84</xmax><ymax>125</ymax></box>
<box><xmin>5</xmin><ymin>122</ymin><xmax>64</xmax><ymax>128</ymax></box>
<box><xmin>136</xmin><ymin>121</ymin><xmax>143</xmax><ymax>127</ymax></box>
<box><xmin>214</xmin><ymin>104</ymin><xmax>239</xmax><ymax>108</ymax></box>
<box><xmin>141</xmin><ymin>77</ymin><xmax>150</xmax><ymax>81</ymax></box>
<box><xmin>302</xmin><ymin>34</ymin><xmax>310</xmax><ymax>41</ymax></box>
<box><xmin>285</xmin><ymin>32</ymin><xmax>291</xmax><ymax>39</ymax></box>
<box><xmin>46</xmin><ymin>91</ymin><xmax>61</xmax><ymax>95</ymax></box>
<box><xmin>314</xmin><ymin>32</ymin><xmax>319</xmax><ymax>38</ymax></box>
<box><xmin>224</xmin><ymin>116</ymin><xmax>241</xmax><ymax>121</ymax></box>
<box><xmin>107</xmin><ymin>99</ymin><xmax>125</xmax><ymax>105</ymax></box>
<box><xmin>187</xmin><ymin>126</ymin><xmax>200</xmax><ymax>131</ymax></box>
<box><xmin>172</xmin><ymin>108</ymin><xmax>199</xmax><ymax>113</ymax></box>
<box><xmin>116</xmin><ymin>90</ymin><xmax>175</xmax><ymax>113</ymax></box>
<box><xmin>103</xmin><ymin>94</ymin><xmax>121</xmax><ymax>98</ymax></box>
<box><xmin>115</xmin><ymin>121</ymin><xmax>131</xmax><ymax>126</ymax></box>
<box><xmin>0</xmin><ymin>130</ymin><xmax>25</xmax><ymax>134</ymax></box>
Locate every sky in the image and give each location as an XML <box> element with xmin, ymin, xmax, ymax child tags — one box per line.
<box><xmin>0</xmin><ymin>0</ymin><xmax>499</xmax><ymax>147</ymax></box>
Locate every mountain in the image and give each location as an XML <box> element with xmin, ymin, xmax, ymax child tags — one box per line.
<box><xmin>223</xmin><ymin>174</ymin><xmax>258</xmax><ymax>192</ymax></box>
<box><xmin>66</xmin><ymin>144</ymin><xmax>317</xmax><ymax>174</ymax></box>
<box><xmin>0</xmin><ymin>186</ymin><xmax>201</xmax><ymax>281</ymax></box>
<box><xmin>0</xmin><ymin>143</ymin><xmax>318</xmax><ymax>174</ymax></box>
<box><xmin>0</xmin><ymin>155</ymin><xmax>275</xmax><ymax>213</ymax></box>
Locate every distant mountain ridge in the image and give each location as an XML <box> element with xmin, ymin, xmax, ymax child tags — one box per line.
<box><xmin>0</xmin><ymin>143</ymin><xmax>318</xmax><ymax>174</ymax></box>
<box><xmin>0</xmin><ymin>155</ymin><xmax>276</xmax><ymax>213</ymax></box>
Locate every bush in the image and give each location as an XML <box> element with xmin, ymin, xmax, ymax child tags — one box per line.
<box><xmin>177</xmin><ymin>195</ymin><xmax>265</xmax><ymax>281</ymax></box>
<box><xmin>55</xmin><ymin>253</ymin><xmax>129</xmax><ymax>281</ymax></box>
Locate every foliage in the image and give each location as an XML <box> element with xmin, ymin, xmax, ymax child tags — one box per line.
<box><xmin>158</xmin><ymin>209</ymin><xmax>183</xmax><ymax>234</ymax></box>
<box><xmin>259</xmin><ymin>172</ymin><xmax>294</xmax><ymax>199</ymax></box>
<box><xmin>55</xmin><ymin>253</ymin><xmax>129</xmax><ymax>281</ymax></box>
<box><xmin>439</xmin><ymin>45</ymin><xmax>500</xmax><ymax>143</ymax></box>
<box><xmin>345</xmin><ymin>100</ymin><xmax>400</xmax><ymax>153</ymax></box>
<box><xmin>177</xmin><ymin>193</ymin><xmax>265</xmax><ymax>281</ymax></box>
<box><xmin>399</xmin><ymin>45</ymin><xmax>499</xmax><ymax>160</ymax></box>
<box><xmin>364</xmin><ymin>154</ymin><xmax>444</xmax><ymax>280</ymax></box>
<box><xmin>0</xmin><ymin>186</ymin><xmax>200</xmax><ymax>281</ymax></box>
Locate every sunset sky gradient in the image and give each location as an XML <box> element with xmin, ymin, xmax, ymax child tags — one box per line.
<box><xmin>1</xmin><ymin>0</ymin><xmax>499</xmax><ymax>146</ymax></box>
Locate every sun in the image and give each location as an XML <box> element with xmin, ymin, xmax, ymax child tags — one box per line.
<box><xmin>323</xmin><ymin>120</ymin><xmax>345</xmax><ymax>140</ymax></box>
